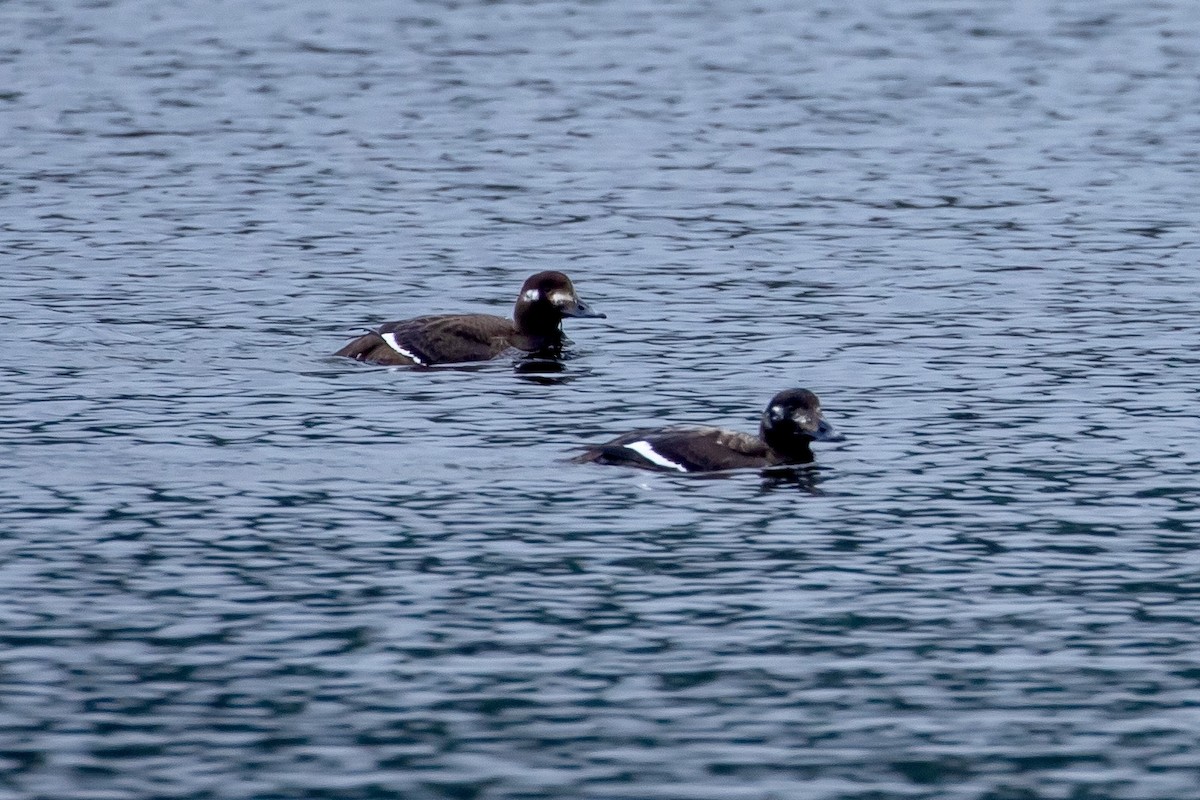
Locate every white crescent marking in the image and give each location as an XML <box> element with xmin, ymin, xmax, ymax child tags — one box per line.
<box><xmin>381</xmin><ymin>332</ymin><xmax>425</xmax><ymax>365</ymax></box>
<box><xmin>625</xmin><ymin>440</ymin><xmax>688</xmax><ymax>472</ymax></box>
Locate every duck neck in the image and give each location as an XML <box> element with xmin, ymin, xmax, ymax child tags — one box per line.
<box><xmin>513</xmin><ymin>302</ymin><xmax>565</xmax><ymax>348</ymax></box>
<box><xmin>513</xmin><ymin>302</ymin><xmax>564</xmax><ymax>335</ymax></box>
<box><xmin>761</xmin><ymin>422</ymin><xmax>815</xmax><ymax>465</ymax></box>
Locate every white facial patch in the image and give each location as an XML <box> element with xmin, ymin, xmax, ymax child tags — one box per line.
<box><xmin>549</xmin><ymin>290</ymin><xmax>574</xmax><ymax>306</ymax></box>
<box><xmin>624</xmin><ymin>440</ymin><xmax>688</xmax><ymax>472</ymax></box>
<box><xmin>522</xmin><ymin>288</ymin><xmax>542</xmax><ymax>303</ymax></box>
<box><xmin>381</xmin><ymin>332</ymin><xmax>426</xmax><ymax>365</ymax></box>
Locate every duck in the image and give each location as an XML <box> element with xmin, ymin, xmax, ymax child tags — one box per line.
<box><xmin>574</xmin><ymin>388</ymin><xmax>843</xmax><ymax>473</ymax></box>
<box><xmin>334</xmin><ymin>271</ymin><xmax>604</xmax><ymax>366</ymax></box>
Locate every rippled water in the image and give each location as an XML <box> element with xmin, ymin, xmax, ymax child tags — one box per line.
<box><xmin>3</xmin><ymin>1</ymin><xmax>1200</xmax><ymax>798</ymax></box>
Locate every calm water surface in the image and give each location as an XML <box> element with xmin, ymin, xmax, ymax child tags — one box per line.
<box><xmin>2</xmin><ymin>1</ymin><xmax>1199</xmax><ymax>798</ymax></box>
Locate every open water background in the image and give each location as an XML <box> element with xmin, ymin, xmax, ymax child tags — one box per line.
<box><xmin>2</xmin><ymin>1</ymin><xmax>1199</xmax><ymax>798</ymax></box>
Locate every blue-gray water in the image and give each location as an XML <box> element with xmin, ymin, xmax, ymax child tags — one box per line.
<box><xmin>3</xmin><ymin>1</ymin><xmax>1199</xmax><ymax>798</ymax></box>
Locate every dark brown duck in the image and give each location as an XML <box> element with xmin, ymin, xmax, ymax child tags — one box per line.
<box><xmin>334</xmin><ymin>271</ymin><xmax>604</xmax><ymax>366</ymax></box>
<box><xmin>574</xmin><ymin>389</ymin><xmax>843</xmax><ymax>473</ymax></box>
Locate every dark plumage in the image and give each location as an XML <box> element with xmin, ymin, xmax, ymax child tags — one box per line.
<box><xmin>574</xmin><ymin>388</ymin><xmax>843</xmax><ymax>473</ymax></box>
<box><xmin>334</xmin><ymin>271</ymin><xmax>604</xmax><ymax>366</ymax></box>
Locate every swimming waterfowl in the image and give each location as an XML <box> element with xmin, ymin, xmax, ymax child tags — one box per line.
<box><xmin>334</xmin><ymin>271</ymin><xmax>604</xmax><ymax>366</ymax></box>
<box><xmin>574</xmin><ymin>388</ymin><xmax>843</xmax><ymax>473</ymax></box>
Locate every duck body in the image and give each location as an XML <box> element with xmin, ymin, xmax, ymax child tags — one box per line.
<box><xmin>575</xmin><ymin>389</ymin><xmax>842</xmax><ymax>473</ymax></box>
<box><xmin>578</xmin><ymin>426</ymin><xmax>774</xmax><ymax>473</ymax></box>
<box><xmin>334</xmin><ymin>313</ymin><xmax>523</xmax><ymax>366</ymax></box>
<box><xmin>335</xmin><ymin>271</ymin><xmax>603</xmax><ymax>366</ymax></box>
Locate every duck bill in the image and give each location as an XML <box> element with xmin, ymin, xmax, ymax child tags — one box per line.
<box><xmin>807</xmin><ymin>416</ymin><xmax>845</xmax><ymax>443</ymax></box>
<box><xmin>561</xmin><ymin>297</ymin><xmax>606</xmax><ymax>319</ymax></box>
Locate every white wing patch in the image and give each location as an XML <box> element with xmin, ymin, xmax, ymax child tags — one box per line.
<box><xmin>625</xmin><ymin>440</ymin><xmax>688</xmax><ymax>472</ymax></box>
<box><xmin>381</xmin><ymin>332</ymin><xmax>426</xmax><ymax>365</ymax></box>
